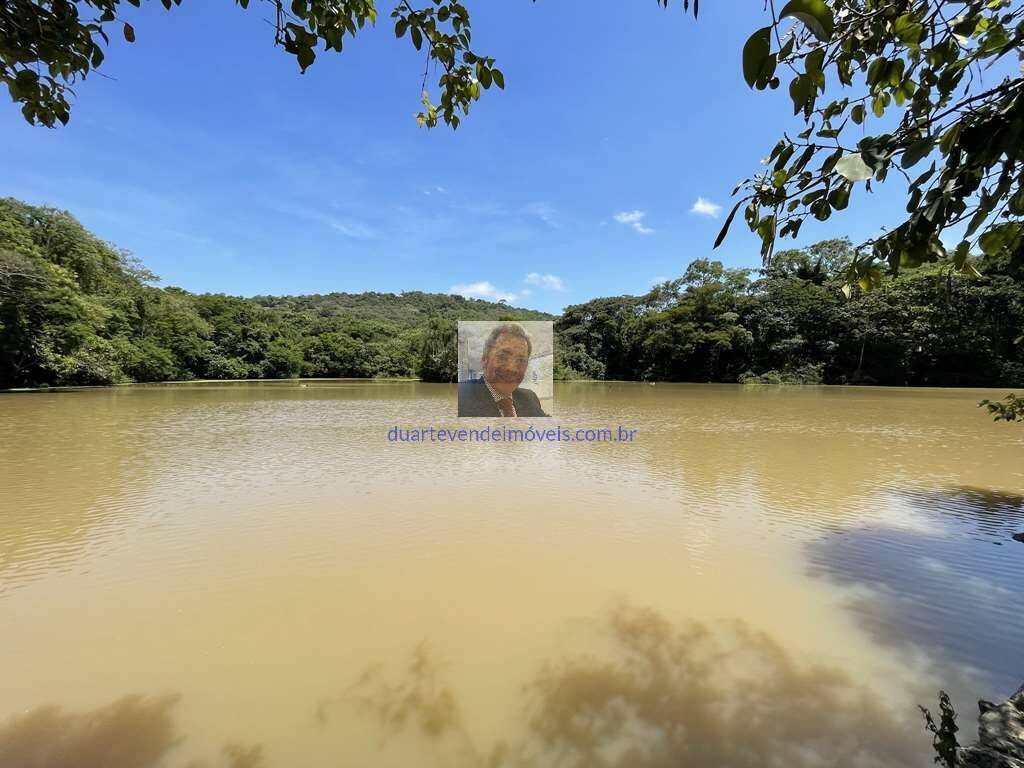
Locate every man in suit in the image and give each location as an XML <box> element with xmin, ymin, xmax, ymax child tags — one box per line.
<box><xmin>458</xmin><ymin>322</ymin><xmax>549</xmax><ymax>417</ymax></box>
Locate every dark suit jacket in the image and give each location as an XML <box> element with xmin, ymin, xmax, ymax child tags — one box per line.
<box><xmin>458</xmin><ymin>377</ymin><xmax>549</xmax><ymax>417</ymax></box>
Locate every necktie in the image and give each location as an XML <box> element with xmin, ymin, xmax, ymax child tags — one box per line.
<box><xmin>497</xmin><ymin>398</ymin><xmax>516</xmax><ymax>417</ymax></box>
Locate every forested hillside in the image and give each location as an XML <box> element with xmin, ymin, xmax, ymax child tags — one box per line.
<box><xmin>556</xmin><ymin>244</ymin><xmax>1024</xmax><ymax>387</ymax></box>
<box><xmin>0</xmin><ymin>198</ymin><xmax>548</xmax><ymax>388</ymax></box>
<box><xmin>1</xmin><ymin>197</ymin><xmax>1022</xmax><ymax>389</ymax></box>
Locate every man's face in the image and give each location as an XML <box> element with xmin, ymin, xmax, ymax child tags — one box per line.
<box><xmin>482</xmin><ymin>333</ymin><xmax>529</xmax><ymax>396</ymax></box>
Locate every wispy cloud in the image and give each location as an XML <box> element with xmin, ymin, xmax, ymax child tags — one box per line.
<box><xmin>689</xmin><ymin>197</ymin><xmax>722</xmax><ymax>218</ymax></box>
<box><xmin>525</xmin><ymin>272</ymin><xmax>566</xmax><ymax>291</ymax></box>
<box><xmin>272</xmin><ymin>204</ymin><xmax>377</xmax><ymax>239</ymax></box>
<box><xmin>324</xmin><ymin>216</ymin><xmax>376</xmax><ymax>238</ymax></box>
<box><xmin>449</xmin><ymin>281</ymin><xmax>519</xmax><ymax>303</ymax></box>
<box><xmin>525</xmin><ymin>202</ymin><xmax>557</xmax><ymax>227</ymax></box>
<box><xmin>613</xmin><ymin>210</ymin><xmax>654</xmax><ymax>235</ymax></box>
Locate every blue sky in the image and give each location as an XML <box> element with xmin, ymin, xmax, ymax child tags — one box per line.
<box><xmin>0</xmin><ymin>1</ymin><xmax>919</xmax><ymax>314</ymax></box>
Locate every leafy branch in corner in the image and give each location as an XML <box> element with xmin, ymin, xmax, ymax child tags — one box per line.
<box><xmin>0</xmin><ymin>0</ymin><xmax>503</xmax><ymax>129</ymax></box>
<box><xmin>712</xmin><ymin>0</ymin><xmax>1024</xmax><ymax>295</ymax></box>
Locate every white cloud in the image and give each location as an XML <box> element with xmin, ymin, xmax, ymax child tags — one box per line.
<box><xmin>449</xmin><ymin>281</ymin><xmax>519</xmax><ymax>303</ymax></box>
<box><xmin>275</xmin><ymin>205</ymin><xmax>376</xmax><ymax>239</ymax></box>
<box><xmin>525</xmin><ymin>202</ymin><xmax>557</xmax><ymax>226</ymax></box>
<box><xmin>689</xmin><ymin>197</ymin><xmax>722</xmax><ymax>218</ymax></box>
<box><xmin>650</xmin><ymin>275</ymin><xmax>669</xmax><ymax>286</ymax></box>
<box><xmin>520</xmin><ymin>288</ymin><xmax>533</xmax><ymax>296</ymax></box>
<box><xmin>525</xmin><ymin>272</ymin><xmax>565</xmax><ymax>291</ymax></box>
<box><xmin>325</xmin><ymin>216</ymin><xmax>376</xmax><ymax>238</ymax></box>
<box><xmin>613</xmin><ymin>210</ymin><xmax>654</xmax><ymax>235</ymax></box>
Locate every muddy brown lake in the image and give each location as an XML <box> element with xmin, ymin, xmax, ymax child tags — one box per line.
<box><xmin>1</xmin><ymin>381</ymin><xmax>1022</xmax><ymax>767</ymax></box>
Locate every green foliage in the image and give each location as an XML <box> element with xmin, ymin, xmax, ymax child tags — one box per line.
<box><xmin>2</xmin><ymin>198</ymin><xmax>1022</xmax><ymax>398</ymax></box>
<box><xmin>264</xmin><ymin>338</ymin><xmax>304</xmax><ymax>378</ymax></box>
<box><xmin>556</xmin><ymin>240</ymin><xmax>1024</xmax><ymax>387</ymax></box>
<box><xmin>979</xmin><ymin>392</ymin><xmax>1024</xmax><ymax>421</ymax></box>
<box><xmin>2</xmin><ymin>0</ymin><xmax>498</xmax><ymax>130</ymax></box>
<box><xmin>418</xmin><ymin>316</ymin><xmax>457</xmax><ymax>383</ymax></box>
<box><xmin>717</xmin><ymin>0</ymin><xmax>1024</xmax><ymax>291</ymax></box>
<box><xmin>553</xmin><ymin>338</ymin><xmax>606</xmax><ymax>380</ymax></box>
<box><xmin>739</xmin><ymin>363</ymin><xmax>824</xmax><ymax>384</ymax></box>
<box><xmin>120</xmin><ymin>337</ymin><xmax>177</xmax><ymax>382</ymax></box>
<box><xmin>0</xmin><ymin>198</ymin><xmax>549</xmax><ymax>388</ymax></box>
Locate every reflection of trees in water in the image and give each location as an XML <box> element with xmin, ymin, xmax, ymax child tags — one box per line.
<box><xmin>321</xmin><ymin>605</ymin><xmax>925</xmax><ymax>768</ymax></box>
<box><xmin>807</xmin><ymin>486</ymin><xmax>1024</xmax><ymax>696</ymax></box>
<box><xmin>904</xmin><ymin>486</ymin><xmax>1024</xmax><ymax>538</ymax></box>
<box><xmin>0</xmin><ymin>694</ymin><xmax>263</xmax><ymax>768</ymax></box>
<box><xmin>0</xmin><ymin>397</ymin><xmax>130</xmax><ymax>591</ymax></box>
<box><xmin>0</xmin><ymin>606</ymin><xmax>931</xmax><ymax>768</ymax></box>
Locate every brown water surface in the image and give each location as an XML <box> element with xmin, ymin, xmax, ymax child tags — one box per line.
<box><xmin>1</xmin><ymin>381</ymin><xmax>1022</xmax><ymax>767</ymax></box>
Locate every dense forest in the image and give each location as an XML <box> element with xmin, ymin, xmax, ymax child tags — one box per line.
<box><xmin>1</xmin><ymin>197</ymin><xmax>1022</xmax><ymax>389</ymax></box>
<box><xmin>559</xmin><ymin>240</ymin><xmax>1024</xmax><ymax>387</ymax></box>
<box><xmin>0</xmin><ymin>199</ymin><xmax>549</xmax><ymax>388</ymax></box>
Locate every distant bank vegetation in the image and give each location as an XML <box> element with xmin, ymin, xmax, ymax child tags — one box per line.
<box><xmin>1</xmin><ymin>198</ymin><xmax>1022</xmax><ymax>390</ymax></box>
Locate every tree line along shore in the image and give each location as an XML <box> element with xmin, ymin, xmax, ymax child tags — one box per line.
<box><xmin>1</xmin><ymin>198</ymin><xmax>1022</xmax><ymax>391</ymax></box>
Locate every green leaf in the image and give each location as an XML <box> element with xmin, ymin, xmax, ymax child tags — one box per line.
<box><xmin>743</xmin><ymin>27</ymin><xmax>772</xmax><ymax>89</ymax></box>
<box><xmin>805</xmin><ymin>48</ymin><xmax>825</xmax><ymax>81</ymax></box>
<box><xmin>900</xmin><ymin>136</ymin><xmax>933</xmax><ymax>169</ymax></box>
<box><xmin>713</xmin><ymin>200</ymin><xmax>743</xmax><ymax>249</ymax></box>
<box><xmin>779</xmin><ymin>0</ymin><xmax>835</xmax><ymax>42</ymax></box>
<box><xmin>789</xmin><ymin>75</ymin><xmax>811</xmax><ymax>115</ymax></box>
<box><xmin>1009</xmin><ymin>189</ymin><xmax>1024</xmax><ymax>216</ymax></box>
<box><xmin>828</xmin><ymin>183</ymin><xmax>850</xmax><ymax>210</ymax></box>
<box><xmin>953</xmin><ymin>240</ymin><xmax>970</xmax><ymax>269</ymax></box>
<box><xmin>893</xmin><ymin>15</ymin><xmax>924</xmax><ymax>45</ymax></box>
<box><xmin>123</xmin><ymin>23</ymin><xmax>136</xmax><ymax>43</ymax></box>
<box><xmin>14</xmin><ymin>69</ymin><xmax>39</xmax><ymax>86</ymax></box>
<box><xmin>867</xmin><ymin>58</ymin><xmax>887</xmax><ymax>86</ymax></box>
<box><xmin>395</xmin><ymin>18</ymin><xmax>408</xmax><ymax>38</ymax></box>
<box><xmin>410</xmin><ymin>25</ymin><xmax>423</xmax><ymax>50</ymax></box>
<box><xmin>296</xmin><ymin>45</ymin><xmax>315</xmax><ymax>72</ymax></box>
<box><xmin>871</xmin><ymin>93</ymin><xmax>886</xmax><ymax>117</ymax></box>
<box><xmin>491</xmin><ymin>69</ymin><xmax>505</xmax><ymax>89</ymax></box>
<box><xmin>979</xmin><ymin>224</ymin><xmax>1023</xmax><ymax>257</ymax></box>
<box><xmin>906</xmin><ymin>187</ymin><xmax>922</xmax><ymax>213</ymax></box>
<box><xmin>851</xmin><ymin>104</ymin><xmax>865</xmax><ymax>124</ymax></box>
<box><xmin>801</xmin><ymin>189</ymin><xmax>826</xmax><ymax>205</ymax></box>
<box><xmin>835</xmin><ymin>153</ymin><xmax>873</xmax><ymax>182</ymax></box>
<box><xmin>938</xmin><ymin>123</ymin><xmax>961</xmax><ymax>153</ymax></box>
<box><xmin>966</xmin><ymin>194</ymin><xmax>996</xmax><ymax>238</ymax></box>
<box><xmin>979</xmin><ymin>230</ymin><xmax>1003</xmax><ymax>256</ymax></box>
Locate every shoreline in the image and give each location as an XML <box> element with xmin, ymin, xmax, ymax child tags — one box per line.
<box><xmin>2</xmin><ymin>378</ymin><xmax>1020</xmax><ymax>394</ymax></box>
